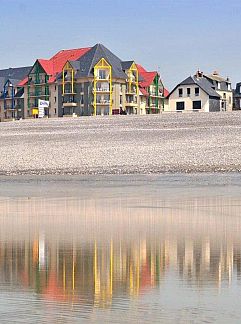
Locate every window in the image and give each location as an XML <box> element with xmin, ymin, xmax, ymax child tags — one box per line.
<box><xmin>80</xmin><ymin>94</ymin><xmax>84</xmax><ymax>105</ymax></box>
<box><xmin>55</xmin><ymin>85</ymin><xmax>57</xmax><ymax>91</ymax></box>
<box><xmin>193</xmin><ymin>100</ymin><xmax>201</xmax><ymax>109</ymax></box>
<box><xmin>54</xmin><ymin>108</ymin><xmax>57</xmax><ymax>114</ymax></box>
<box><xmin>80</xmin><ymin>83</ymin><xmax>84</xmax><ymax>92</ymax></box>
<box><xmin>98</xmin><ymin>70</ymin><xmax>107</xmax><ymax>79</ymax></box>
<box><xmin>195</xmin><ymin>87</ymin><xmax>199</xmax><ymax>96</ymax></box>
<box><xmin>187</xmin><ymin>88</ymin><xmax>191</xmax><ymax>97</ymax></box>
<box><xmin>217</xmin><ymin>82</ymin><xmax>220</xmax><ymax>89</ymax></box>
<box><xmin>178</xmin><ymin>88</ymin><xmax>183</xmax><ymax>97</ymax></box>
<box><xmin>227</xmin><ymin>83</ymin><xmax>231</xmax><ymax>91</ymax></box>
<box><xmin>176</xmin><ymin>102</ymin><xmax>185</xmax><ymax>110</ymax></box>
<box><xmin>229</xmin><ymin>96</ymin><xmax>231</xmax><ymax>105</ymax></box>
<box><xmin>223</xmin><ymin>93</ymin><xmax>226</xmax><ymax>99</ymax></box>
<box><xmin>239</xmin><ymin>86</ymin><xmax>241</xmax><ymax>94</ymax></box>
<box><xmin>54</xmin><ymin>96</ymin><xmax>56</xmax><ymax>103</ymax></box>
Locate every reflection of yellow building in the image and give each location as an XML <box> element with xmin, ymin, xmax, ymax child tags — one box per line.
<box><xmin>0</xmin><ymin>232</ymin><xmax>239</xmax><ymax>306</ymax></box>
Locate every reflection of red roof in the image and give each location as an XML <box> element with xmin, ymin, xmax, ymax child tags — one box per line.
<box><xmin>43</xmin><ymin>272</ymin><xmax>66</xmax><ymax>301</ymax></box>
<box><xmin>140</xmin><ymin>263</ymin><xmax>152</xmax><ymax>291</ymax></box>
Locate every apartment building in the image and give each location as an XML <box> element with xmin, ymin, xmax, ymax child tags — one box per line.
<box><xmin>23</xmin><ymin>47</ymin><xmax>91</xmax><ymax>118</ymax></box>
<box><xmin>0</xmin><ymin>43</ymin><xmax>167</xmax><ymax>120</ymax></box>
<box><xmin>137</xmin><ymin>64</ymin><xmax>168</xmax><ymax>114</ymax></box>
<box><xmin>0</xmin><ymin>66</ymin><xmax>31</xmax><ymax>121</ymax></box>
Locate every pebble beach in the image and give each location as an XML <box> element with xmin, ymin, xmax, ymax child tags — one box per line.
<box><xmin>1</xmin><ymin>112</ymin><xmax>241</xmax><ymax>176</ymax></box>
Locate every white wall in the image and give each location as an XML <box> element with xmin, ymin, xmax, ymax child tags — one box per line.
<box><xmin>168</xmin><ymin>84</ymin><xmax>210</xmax><ymax>112</ymax></box>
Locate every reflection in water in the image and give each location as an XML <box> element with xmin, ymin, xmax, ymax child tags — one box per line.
<box><xmin>0</xmin><ymin>232</ymin><xmax>240</xmax><ymax>308</ymax></box>
<box><xmin>1</xmin><ymin>177</ymin><xmax>241</xmax><ymax>322</ymax></box>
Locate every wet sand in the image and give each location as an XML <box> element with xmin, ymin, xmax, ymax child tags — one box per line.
<box><xmin>1</xmin><ymin>112</ymin><xmax>241</xmax><ymax>175</ymax></box>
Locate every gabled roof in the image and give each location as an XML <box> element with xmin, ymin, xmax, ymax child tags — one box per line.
<box><xmin>168</xmin><ymin>75</ymin><xmax>220</xmax><ymax>98</ymax></box>
<box><xmin>137</xmin><ymin>64</ymin><xmax>158</xmax><ymax>87</ymax></box>
<box><xmin>75</xmin><ymin>43</ymin><xmax>127</xmax><ymax>79</ymax></box>
<box><xmin>136</xmin><ymin>64</ymin><xmax>147</xmax><ymax>74</ymax></box>
<box><xmin>27</xmin><ymin>47</ymin><xmax>91</xmax><ymax>84</ymax></box>
<box><xmin>139</xmin><ymin>71</ymin><xmax>157</xmax><ymax>88</ymax></box>
<box><xmin>121</xmin><ymin>61</ymin><xmax>134</xmax><ymax>70</ymax></box>
<box><xmin>139</xmin><ymin>87</ymin><xmax>149</xmax><ymax>96</ymax></box>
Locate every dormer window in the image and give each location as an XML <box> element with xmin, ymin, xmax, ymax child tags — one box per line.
<box><xmin>217</xmin><ymin>82</ymin><xmax>220</xmax><ymax>89</ymax></box>
<box><xmin>239</xmin><ymin>86</ymin><xmax>241</xmax><ymax>94</ymax></box>
<box><xmin>227</xmin><ymin>83</ymin><xmax>231</xmax><ymax>91</ymax></box>
<box><xmin>98</xmin><ymin>70</ymin><xmax>107</xmax><ymax>79</ymax></box>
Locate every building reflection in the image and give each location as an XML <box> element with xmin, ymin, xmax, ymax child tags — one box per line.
<box><xmin>0</xmin><ymin>234</ymin><xmax>241</xmax><ymax>307</ymax></box>
<box><xmin>1</xmin><ymin>194</ymin><xmax>241</xmax><ymax>307</ymax></box>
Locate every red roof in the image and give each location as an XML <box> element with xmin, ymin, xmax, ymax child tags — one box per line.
<box><xmin>18</xmin><ymin>77</ymin><xmax>28</xmax><ymax>86</ymax></box>
<box><xmin>50</xmin><ymin>48</ymin><xmax>91</xmax><ymax>75</ymax></box>
<box><xmin>136</xmin><ymin>64</ymin><xmax>147</xmax><ymax>74</ymax></box>
<box><xmin>139</xmin><ymin>71</ymin><xmax>157</xmax><ymax>88</ymax></box>
<box><xmin>139</xmin><ymin>87</ymin><xmax>149</xmax><ymax>96</ymax></box>
<box><xmin>19</xmin><ymin>47</ymin><xmax>91</xmax><ymax>85</ymax></box>
<box><xmin>137</xmin><ymin>63</ymin><xmax>169</xmax><ymax>97</ymax></box>
<box><xmin>164</xmin><ymin>88</ymin><xmax>169</xmax><ymax>97</ymax></box>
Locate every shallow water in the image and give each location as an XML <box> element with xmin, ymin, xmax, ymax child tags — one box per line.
<box><xmin>1</xmin><ymin>174</ymin><xmax>241</xmax><ymax>323</ymax></box>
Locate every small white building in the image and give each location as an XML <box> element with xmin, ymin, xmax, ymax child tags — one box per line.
<box><xmin>167</xmin><ymin>71</ymin><xmax>221</xmax><ymax>112</ymax></box>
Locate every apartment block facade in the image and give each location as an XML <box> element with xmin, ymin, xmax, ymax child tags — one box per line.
<box><xmin>0</xmin><ymin>43</ymin><xmax>167</xmax><ymax>121</ymax></box>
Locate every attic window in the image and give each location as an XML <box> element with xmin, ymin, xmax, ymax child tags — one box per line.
<box><xmin>195</xmin><ymin>87</ymin><xmax>199</xmax><ymax>96</ymax></box>
<box><xmin>217</xmin><ymin>82</ymin><xmax>220</xmax><ymax>89</ymax></box>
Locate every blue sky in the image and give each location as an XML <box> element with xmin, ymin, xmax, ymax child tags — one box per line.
<box><xmin>0</xmin><ymin>0</ymin><xmax>240</xmax><ymax>89</ymax></box>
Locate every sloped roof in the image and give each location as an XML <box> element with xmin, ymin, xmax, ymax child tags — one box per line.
<box><xmin>0</xmin><ymin>66</ymin><xmax>31</xmax><ymax>79</ymax></box>
<box><xmin>121</xmin><ymin>61</ymin><xmax>134</xmax><ymax>70</ymax></box>
<box><xmin>136</xmin><ymin>64</ymin><xmax>147</xmax><ymax>74</ymax></box>
<box><xmin>164</xmin><ymin>88</ymin><xmax>169</xmax><ymax>97</ymax></box>
<box><xmin>27</xmin><ymin>47</ymin><xmax>91</xmax><ymax>84</ymax></box>
<box><xmin>15</xmin><ymin>87</ymin><xmax>24</xmax><ymax>98</ymax></box>
<box><xmin>139</xmin><ymin>87</ymin><xmax>149</xmax><ymax>96</ymax></box>
<box><xmin>75</xmin><ymin>43</ymin><xmax>127</xmax><ymax>79</ymax></box>
<box><xmin>168</xmin><ymin>75</ymin><xmax>220</xmax><ymax>98</ymax></box>
<box><xmin>139</xmin><ymin>71</ymin><xmax>157</xmax><ymax>87</ymax></box>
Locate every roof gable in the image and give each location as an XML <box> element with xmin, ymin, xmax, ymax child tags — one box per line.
<box><xmin>168</xmin><ymin>75</ymin><xmax>220</xmax><ymax>98</ymax></box>
<box><xmin>75</xmin><ymin>43</ymin><xmax>127</xmax><ymax>79</ymax></box>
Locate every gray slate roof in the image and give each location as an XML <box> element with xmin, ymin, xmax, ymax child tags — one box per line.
<box><xmin>168</xmin><ymin>75</ymin><xmax>220</xmax><ymax>98</ymax></box>
<box><xmin>0</xmin><ymin>66</ymin><xmax>31</xmax><ymax>80</ymax></box>
<box><xmin>74</xmin><ymin>43</ymin><xmax>127</xmax><ymax>79</ymax></box>
<box><xmin>121</xmin><ymin>61</ymin><xmax>134</xmax><ymax>70</ymax></box>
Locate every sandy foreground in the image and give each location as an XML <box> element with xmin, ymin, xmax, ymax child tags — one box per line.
<box><xmin>0</xmin><ymin>112</ymin><xmax>241</xmax><ymax>175</ymax></box>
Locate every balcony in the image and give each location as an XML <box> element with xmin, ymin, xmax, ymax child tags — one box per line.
<box><xmin>97</xmin><ymin>101</ymin><xmax>110</xmax><ymax>105</ymax></box>
<box><xmin>126</xmin><ymin>101</ymin><xmax>137</xmax><ymax>107</ymax></box>
<box><xmin>29</xmin><ymin>91</ymin><xmax>50</xmax><ymax>97</ymax></box>
<box><xmin>94</xmin><ymin>87</ymin><xmax>110</xmax><ymax>93</ymax></box>
<box><xmin>63</xmin><ymin>89</ymin><xmax>77</xmax><ymax>95</ymax></box>
<box><xmin>4</xmin><ymin>105</ymin><xmax>15</xmax><ymax>110</ymax></box>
